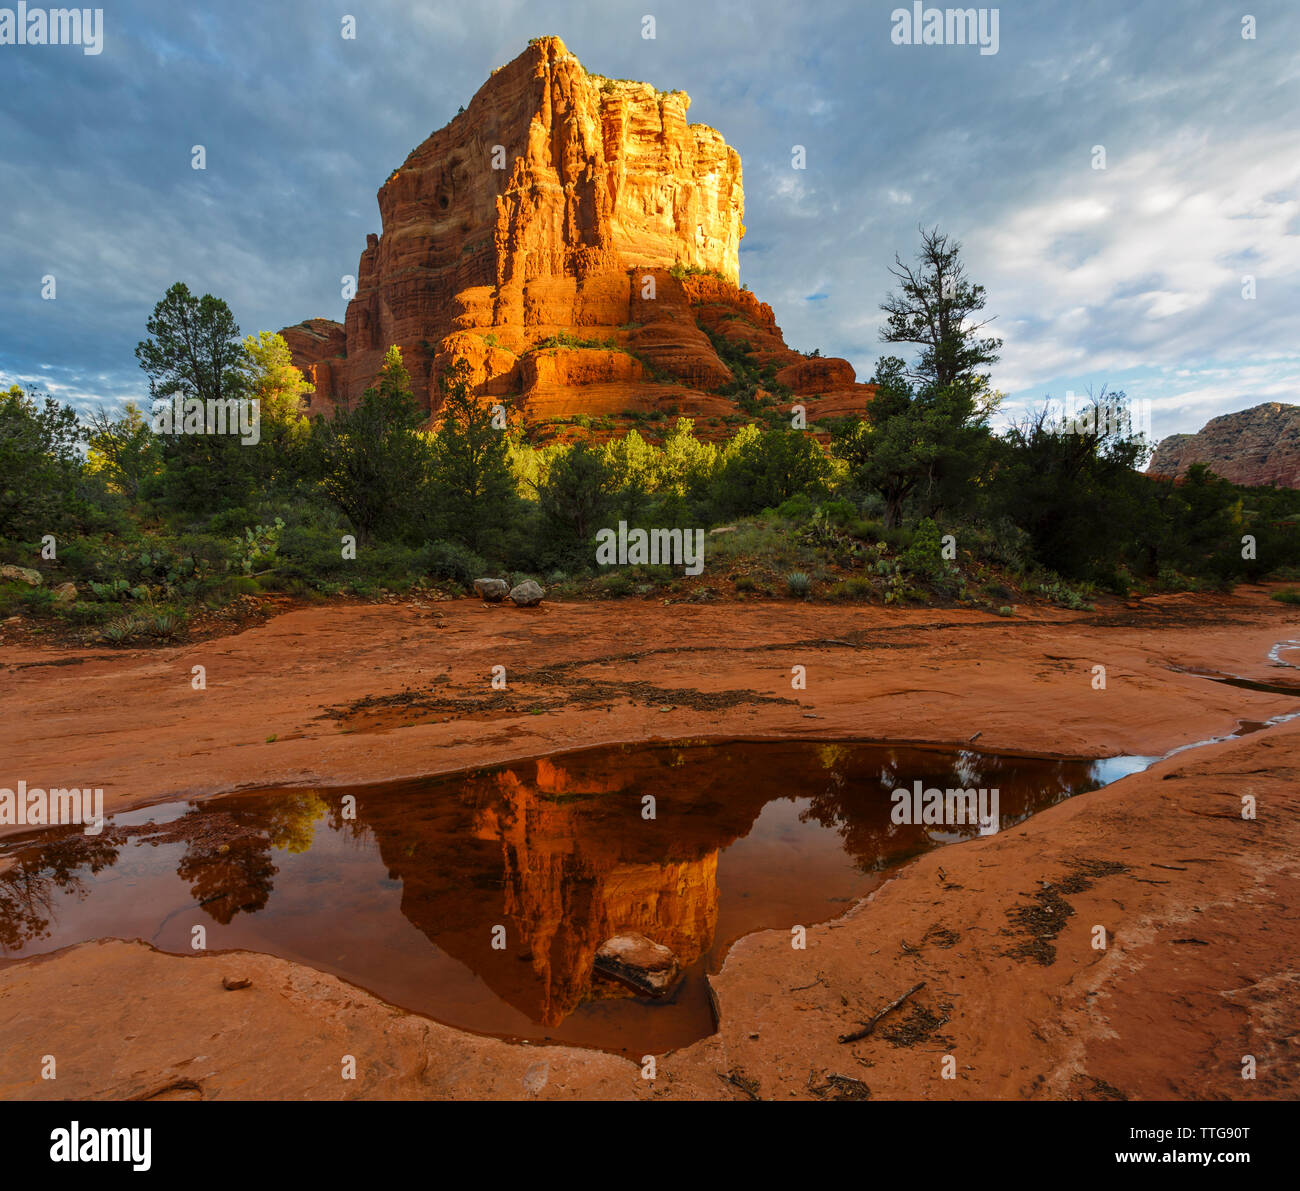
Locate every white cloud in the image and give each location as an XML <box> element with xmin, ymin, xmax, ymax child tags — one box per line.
<box><xmin>974</xmin><ymin>129</ymin><xmax>1300</xmax><ymax>402</ymax></box>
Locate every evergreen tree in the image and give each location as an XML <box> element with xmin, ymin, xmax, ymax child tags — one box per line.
<box><xmin>537</xmin><ymin>441</ymin><xmax>618</xmax><ymax>561</ymax></box>
<box><xmin>429</xmin><ymin>358</ymin><xmax>517</xmax><ymax>552</ymax></box>
<box><xmin>307</xmin><ymin>346</ymin><xmax>432</xmax><ymax>543</ymax></box>
<box><xmin>135</xmin><ymin>283</ymin><xmax>256</xmax><ymax>513</ymax></box>
<box><xmin>0</xmin><ymin>385</ymin><xmax>86</xmax><ymax>539</ymax></box>
<box><xmin>880</xmin><ymin>226</ymin><xmax>1001</xmax><ymax>392</ymax></box>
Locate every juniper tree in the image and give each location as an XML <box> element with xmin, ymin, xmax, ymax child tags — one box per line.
<box><xmin>428</xmin><ymin>358</ymin><xmax>517</xmax><ymax>552</ymax></box>
<box><xmin>308</xmin><ymin>346</ymin><xmax>432</xmax><ymax>544</ymax></box>
<box><xmin>844</xmin><ymin>229</ymin><xmax>1004</xmax><ymax>525</ymax></box>
<box><xmin>0</xmin><ymin>385</ymin><xmax>85</xmax><ymax>539</ymax></box>
<box><xmin>135</xmin><ymin>282</ymin><xmax>250</xmax><ymax>408</ymax></box>
<box><xmin>134</xmin><ymin>283</ymin><xmax>255</xmax><ymax>512</ymax></box>
<box><xmin>880</xmin><ymin>226</ymin><xmax>1001</xmax><ymax>393</ymax></box>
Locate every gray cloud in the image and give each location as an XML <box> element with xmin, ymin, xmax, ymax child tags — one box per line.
<box><xmin>1</xmin><ymin>0</ymin><xmax>1296</xmax><ymax>441</ymax></box>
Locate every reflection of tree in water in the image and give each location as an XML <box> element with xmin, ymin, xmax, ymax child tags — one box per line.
<box><xmin>0</xmin><ymin>829</ymin><xmax>121</xmax><ymax>952</ymax></box>
<box><xmin>1</xmin><ymin>792</ymin><xmax>331</xmax><ymax>947</ymax></box>
<box><xmin>170</xmin><ymin>792</ymin><xmax>328</xmax><ymax>924</ymax></box>
<box><xmin>799</xmin><ymin>748</ymin><xmax>1100</xmax><ymax>872</ymax></box>
<box><xmin>175</xmin><ymin>834</ymin><xmax>278</xmax><ymax>924</ymax></box>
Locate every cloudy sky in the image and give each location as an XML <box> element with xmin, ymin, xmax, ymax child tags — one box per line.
<box><xmin>2</xmin><ymin>0</ymin><xmax>1297</xmax><ymax>442</ymax></box>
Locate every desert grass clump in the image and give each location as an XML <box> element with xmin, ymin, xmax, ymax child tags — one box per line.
<box><xmin>102</xmin><ymin>615</ymin><xmax>144</xmax><ymax>644</ymax></box>
<box><xmin>785</xmin><ymin>571</ymin><xmax>811</xmax><ymax>598</ymax></box>
<box><xmin>148</xmin><ymin>611</ymin><xmax>181</xmax><ymax>639</ymax></box>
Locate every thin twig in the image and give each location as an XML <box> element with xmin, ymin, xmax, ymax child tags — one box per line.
<box><xmin>838</xmin><ymin>981</ymin><xmax>926</xmax><ymax>1044</ymax></box>
<box><xmin>717</xmin><ymin>1072</ymin><xmax>760</xmax><ymax>1101</ymax></box>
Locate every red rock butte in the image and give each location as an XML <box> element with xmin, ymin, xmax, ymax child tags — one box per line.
<box><xmin>280</xmin><ymin>35</ymin><xmax>872</xmax><ymax>436</ymax></box>
<box><xmin>1147</xmin><ymin>402</ymin><xmax>1300</xmax><ymax>489</ymax></box>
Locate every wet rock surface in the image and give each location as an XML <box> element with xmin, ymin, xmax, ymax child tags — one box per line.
<box><xmin>2</xmin><ymin>591</ymin><xmax>1298</xmax><ymax>1097</ymax></box>
<box><xmin>3</xmin><ymin>712</ymin><xmax>1298</xmax><ymax>1100</ymax></box>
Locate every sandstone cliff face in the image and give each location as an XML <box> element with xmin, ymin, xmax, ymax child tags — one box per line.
<box><xmin>282</xmin><ymin>36</ymin><xmax>872</xmax><ymax>432</ymax></box>
<box><xmin>1147</xmin><ymin>402</ymin><xmax>1300</xmax><ymax>488</ymax></box>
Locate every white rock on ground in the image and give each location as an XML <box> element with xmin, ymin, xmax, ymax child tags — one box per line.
<box><xmin>473</xmin><ymin>578</ymin><xmax>509</xmax><ymax>602</ymax></box>
<box><xmin>593</xmin><ymin>933</ymin><xmax>681</xmax><ymax>996</ymax></box>
<box><xmin>508</xmin><ymin>580</ymin><xmax>545</xmax><ymax>607</ymax></box>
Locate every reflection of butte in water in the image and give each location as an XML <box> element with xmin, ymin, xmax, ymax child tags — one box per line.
<box><xmin>358</xmin><ymin>751</ymin><xmax>770</xmax><ymax>1028</ymax></box>
<box><xmin>2</xmin><ymin>741</ymin><xmax>1118</xmax><ymax>1040</ymax></box>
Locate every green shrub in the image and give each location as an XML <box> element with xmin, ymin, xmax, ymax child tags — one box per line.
<box><xmin>415</xmin><ymin>540</ymin><xmax>487</xmax><ymax>586</ymax></box>
<box><xmin>901</xmin><ymin>518</ymin><xmax>952</xmax><ymax>586</ymax></box>
<box><xmin>819</xmin><ymin>498</ymin><xmax>858</xmax><ymax>526</ymax></box>
<box><xmin>848</xmin><ymin>517</ymin><xmax>885</xmax><ymax>541</ymax></box>
<box><xmin>826</xmin><ymin>576</ymin><xmax>874</xmax><ymax>602</ymax></box>
<box><xmin>56</xmin><ymin>600</ymin><xmax>108</xmax><ymax>625</ymax></box>
<box><xmin>597</xmin><ymin>570</ymin><xmax>634</xmax><ymax>597</ymax></box>
<box><xmin>1036</xmin><ymin>579</ymin><xmax>1094</xmax><ymax>610</ymax></box>
<box><xmin>775</xmin><ymin>493</ymin><xmax>815</xmax><ymax>522</ymax></box>
<box><xmin>20</xmin><ymin>587</ymin><xmax>56</xmax><ymax>613</ymax></box>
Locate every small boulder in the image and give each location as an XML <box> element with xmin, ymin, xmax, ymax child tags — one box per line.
<box><xmin>221</xmin><ymin>975</ymin><xmax>252</xmax><ymax>991</ymax></box>
<box><xmin>0</xmin><ymin>565</ymin><xmax>41</xmax><ymax>586</ymax></box>
<box><xmin>594</xmin><ymin>932</ymin><xmax>680</xmax><ymax>997</ymax></box>
<box><xmin>53</xmin><ymin>582</ymin><xmax>77</xmax><ymax>603</ymax></box>
<box><xmin>473</xmin><ymin>578</ymin><xmax>509</xmax><ymax>602</ymax></box>
<box><xmin>508</xmin><ymin>580</ymin><xmax>545</xmax><ymax>607</ymax></box>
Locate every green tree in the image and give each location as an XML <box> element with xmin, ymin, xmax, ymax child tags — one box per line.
<box><xmin>135</xmin><ymin>283</ymin><xmax>256</xmax><ymax>513</ymax></box>
<box><xmin>135</xmin><ymin>282</ymin><xmax>250</xmax><ymax>408</ymax></box>
<box><xmin>84</xmin><ymin>402</ymin><xmax>159</xmax><ymax>499</ymax></box>
<box><xmin>1155</xmin><ymin>463</ymin><xmax>1245</xmax><ymax>582</ymax></box>
<box><xmin>990</xmin><ymin>390</ymin><xmax>1152</xmax><ymax>580</ymax></box>
<box><xmin>307</xmin><ymin>346</ymin><xmax>433</xmax><ymax>544</ymax></box>
<box><xmin>831</xmin><ymin>357</ymin><xmax>951</xmax><ymax>527</ymax></box>
<box><xmin>660</xmin><ymin>417</ymin><xmax>717</xmax><ymax>507</ymax></box>
<box><xmin>428</xmin><ymin>358</ymin><xmax>517</xmax><ymax>552</ymax></box>
<box><xmin>712</xmin><ymin>425</ymin><xmax>830</xmax><ymax>516</ymax></box>
<box><xmin>602</xmin><ymin>428</ymin><xmax>662</xmax><ymax>521</ymax></box>
<box><xmin>244</xmin><ymin>331</ymin><xmax>312</xmax><ymax>483</ymax></box>
<box><xmin>0</xmin><ymin>385</ymin><xmax>86</xmax><ymax>539</ymax></box>
<box><xmin>536</xmin><ymin>441</ymin><xmax>618</xmax><ymax>561</ymax></box>
<box><xmin>880</xmin><ymin>226</ymin><xmax>1001</xmax><ymax>392</ymax></box>
<box><xmin>845</xmin><ymin>228</ymin><xmax>1005</xmax><ymax>527</ymax></box>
